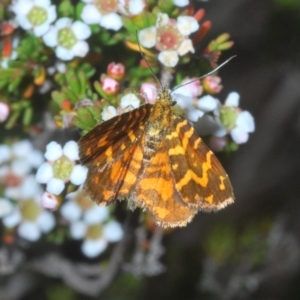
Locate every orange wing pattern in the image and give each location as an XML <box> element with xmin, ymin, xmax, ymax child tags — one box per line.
<box><xmin>166</xmin><ymin>115</ymin><xmax>234</xmax><ymax>210</ymax></box>
<box><xmin>133</xmin><ymin>137</ymin><xmax>197</xmax><ymax>227</ymax></box>
<box><xmin>79</xmin><ymin>105</ymin><xmax>151</xmax><ymax>205</ymax></box>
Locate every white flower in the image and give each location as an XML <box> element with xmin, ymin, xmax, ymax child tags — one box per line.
<box><xmin>222</xmin><ymin>92</ymin><xmax>255</xmax><ymax>144</ymax></box>
<box><xmin>0</xmin><ymin>140</ymin><xmax>44</xmax><ymax>200</ymax></box>
<box><xmin>2</xmin><ymin>196</ymin><xmax>55</xmax><ymax>241</ymax></box>
<box><xmin>120</xmin><ymin>94</ymin><xmax>140</xmax><ymax>109</ymax></box>
<box><xmin>36</xmin><ymin>141</ymin><xmax>86</xmax><ymax>195</ymax></box>
<box><xmin>60</xmin><ymin>189</ymin><xmax>123</xmax><ymax>257</ymax></box>
<box><xmin>43</xmin><ymin>18</ymin><xmax>91</xmax><ymax>60</ymax></box>
<box><xmin>81</xmin><ymin>0</ymin><xmax>122</xmax><ymax>31</ymax></box>
<box><xmin>11</xmin><ymin>139</ymin><xmax>44</xmax><ymax>169</ymax></box>
<box><xmin>80</xmin><ymin>221</ymin><xmax>123</xmax><ymax>258</ymax></box>
<box><xmin>101</xmin><ymin>106</ymin><xmax>117</xmax><ymax>121</ymax></box>
<box><xmin>139</xmin><ymin>13</ymin><xmax>199</xmax><ymax>67</ymax></box>
<box><xmin>11</xmin><ymin>0</ymin><xmax>57</xmax><ymax>37</ymax></box>
<box><xmin>118</xmin><ymin>0</ymin><xmax>145</xmax><ymax>16</ymax></box>
<box><xmin>5</xmin><ymin>174</ymin><xmax>42</xmax><ymax>201</ymax></box>
<box><xmin>231</xmin><ymin>111</ymin><xmax>255</xmax><ymax>144</ymax></box>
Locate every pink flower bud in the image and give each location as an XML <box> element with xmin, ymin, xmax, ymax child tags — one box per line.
<box><xmin>181</xmin><ymin>78</ymin><xmax>203</xmax><ymax>97</ymax></box>
<box><xmin>202</xmin><ymin>76</ymin><xmax>222</xmax><ymax>94</ymax></box>
<box><xmin>0</xmin><ymin>102</ymin><xmax>10</xmax><ymax>122</ymax></box>
<box><xmin>101</xmin><ymin>76</ymin><xmax>120</xmax><ymax>95</ymax></box>
<box><xmin>140</xmin><ymin>83</ymin><xmax>157</xmax><ymax>104</ymax></box>
<box><xmin>41</xmin><ymin>192</ymin><xmax>59</xmax><ymax>211</ymax></box>
<box><xmin>107</xmin><ymin>62</ymin><xmax>125</xmax><ymax>80</ymax></box>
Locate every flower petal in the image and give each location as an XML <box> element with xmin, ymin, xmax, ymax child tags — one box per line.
<box><xmin>60</xmin><ymin>201</ymin><xmax>82</xmax><ymax>222</ymax></box>
<box><xmin>81</xmin><ymin>239</ymin><xmax>107</xmax><ymax>258</ymax></box>
<box><xmin>158</xmin><ymin>50</ymin><xmax>179</xmax><ymax>67</ymax></box>
<box><xmin>12</xmin><ymin>140</ymin><xmax>32</xmax><ymax>157</ymax></box>
<box><xmin>2</xmin><ymin>208</ymin><xmax>21</xmax><ymax>227</ymax></box>
<box><xmin>42</xmin><ymin>26</ymin><xmax>58</xmax><ymax>47</ymax></box>
<box><xmin>55</xmin><ymin>17</ymin><xmax>72</xmax><ymax>29</ymax></box>
<box><xmin>46</xmin><ymin>178</ymin><xmax>65</xmax><ymax>195</ymax></box>
<box><xmin>17</xmin><ymin>15</ymin><xmax>32</xmax><ymax>30</ymax></box>
<box><xmin>36</xmin><ymin>162</ymin><xmax>53</xmax><ymax>184</ymax></box>
<box><xmin>100</xmin><ymin>13</ymin><xmax>123</xmax><ymax>31</ymax></box>
<box><xmin>34</xmin><ymin>23</ymin><xmax>51</xmax><ymax>37</ymax></box>
<box><xmin>196</xmin><ymin>95</ymin><xmax>218</xmax><ymax>112</ymax></box>
<box><xmin>20</xmin><ymin>175</ymin><xmax>42</xmax><ymax>199</ymax></box>
<box><xmin>28</xmin><ymin>149</ymin><xmax>45</xmax><ymax>169</ymax></box>
<box><xmin>172</xmin><ymin>92</ymin><xmax>193</xmax><ymax>109</ymax></box>
<box><xmin>71</xmin><ymin>40</ymin><xmax>89</xmax><ymax>58</ymax></box>
<box><xmin>18</xmin><ymin>222</ymin><xmax>41</xmax><ymax>241</ymax></box>
<box><xmin>103</xmin><ymin>221</ymin><xmax>123</xmax><ymax>242</ymax></box>
<box><xmin>231</xmin><ymin>127</ymin><xmax>249</xmax><ymax>144</ymax></box>
<box><xmin>0</xmin><ymin>145</ymin><xmax>11</xmax><ymax>164</ymax></box>
<box><xmin>84</xmin><ymin>206</ymin><xmax>109</xmax><ymax>224</ymax></box>
<box><xmin>37</xmin><ymin>211</ymin><xmax>55</xmax><ymax>232</ymax></box>
<box><xmin>45</xmin><ymin>141</ymin><xmax>63</xmax><ymax>161</ymax></box>
<box><xmin>81</xmin><ymin>4</ymin><xmax>102</xmax><ymax>24</ymax></box>
<box><xmin>11</xmin><ymin>158</ymin><xmax>32</xmax><ymax>177</ymax></box>
<box><xmin>176</xmin><ymin>16</ymin><xmax>199</xmax><ymax>35</ymax></box>
<box><xmin>0</xmin><ymin>198</ymin><xmax>13</xmax><ymax>218</ymax></box>
<box><xmin>177</xmin><ymin>39</ymin><xmax>195</xmax><ymax>56</ymax></box>
<box><xmin>72</xmin><ymin>21</ymin><xmax>91</xmax><ymax>40</ymax></box>
<box><xmin>186</xmin><ymin>108</ymin><xmax>204</xmax><ymax>122</ymax></box>
<box><xmin>70</xmin><ymin>165</ymin><xmax>88</xmax><ymax>185</ymax></box>
<box><xmin>102</xmin><ymin>106</ymin><xmax>117</xmax><ymax>121</ymax></box>
<box><xmin>70</xmin><ymin>221</ymin><xmax>87</xmax><ymax>239</ymax></box>
<box><xmin>120</xmin><ymin>93</ymin><xmax>140</xmax><ymax>109</ymax></box>
<box><xmin>236</xmin><ymin>111</ymin><xmax>255</xmax><ymax>133</ymax></box>
<box><xmin>138</xmin><ymin>27</ymin><xmax>157</xmax><ymax>48</ymax></box>
<box><xmin>56</xmin><ymin>46</ymin><xmax>74</xmax><ymax>61</ymax></box>
<box><xmin>225</xmin><ymin>92</ymin><xmax>240</xmax><ymax>107</ymax></box>
<box><xmin>156</xmin><ymin>13</ymin><xmax>169</xmax><ymax>27</ymax></box>
<box><xmin>63</xmin><ymin>141</ymin><xmax>79</xmax><ymax>161</ymax></box>
<box><xmin>173</xmin><ymin>0</ymin><xmax>189</xmax><ymax>7</ymax></box>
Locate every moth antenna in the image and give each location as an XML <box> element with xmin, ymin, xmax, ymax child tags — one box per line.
<box><xmin>136</xmin><ymin>30</ymin><xmax>163</xmax><ymax>90</ymax></box>
<box><xmin>171</xmin><ymin>55</ymin><xmax>237</xmax><ymax>93</ymax></box>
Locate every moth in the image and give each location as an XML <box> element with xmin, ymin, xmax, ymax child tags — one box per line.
<box><xmin>79</xmin><ymin>85</ymin><xmax>234</xmax><ymax>228</ymax></box>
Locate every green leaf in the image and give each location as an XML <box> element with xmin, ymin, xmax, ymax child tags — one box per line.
<box><xmin>23</xmin><ymin>107</ymin><xmax>33</xmax><ymax>126</ymax></box>
<box><xmin>52</xmin><ymin>91</ymin><xmax>66</xmax><ymax>106</ymax></box>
